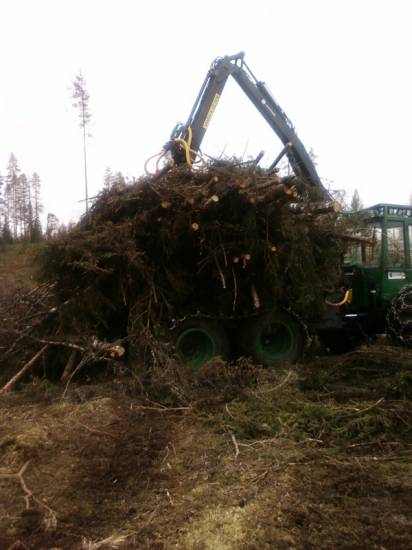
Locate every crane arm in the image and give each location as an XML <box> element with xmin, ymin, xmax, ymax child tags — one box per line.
<box><xmin>166</xmin><ymin>52</ymin><xmax>326</xmax><ymax>193</ymax></box>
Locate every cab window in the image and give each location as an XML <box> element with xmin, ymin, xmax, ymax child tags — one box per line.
<box><xmin>386</xmin><ymin>222</ymin><xmax>404</xmax><ymax>267</ymax></box>
<box><xmin>364</xmin><ymin>224</ymin><xmax>382</xmax><ymax>266</ymax></box>
<box><xmin>344</xmin><ymin>223</ymin><xmax>382</xmax><ymax>266</ymax></box>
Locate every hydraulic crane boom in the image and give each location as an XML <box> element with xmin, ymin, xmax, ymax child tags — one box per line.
<box><xmin>166</xmin><ymin>52</ymin><xmax>326</xmax><ymax>193</ymax></box>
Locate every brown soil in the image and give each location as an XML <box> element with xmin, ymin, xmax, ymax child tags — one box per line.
<box><xmin>1</xmin><ymin>378</ymin><xmax>411</xmax><ymax>550</ymax></box>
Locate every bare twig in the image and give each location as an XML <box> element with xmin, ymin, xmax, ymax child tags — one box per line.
<box><xmin>61</xmin><ymin>349</ymin><xmax>78</xmax><ymax>383</ymax></box>
<box><xmin>346</xmin><ymin>397</ymin><xmax>385</xmax><ymax>416</ymax></box>
<box><xmin>6</xmin><ymin>541</ymin><xmax>30</xmax><ymax>550</ymax></box>
<box><xmin>0</xmin><ymin>461</ymin><xmax>57</xmax><ymax>527</ymax></box>
<box><xmin>62</xmin><ymin>355</ymin><xmax>91</xmax><ymax>397</ymax></box>
<box><xmin>225</xmin><ymin>403</ymin><xmax>236</xmax><ymax>421</ymax></box>
<box><xmin>80</xmin><ymin>532</ymin><xmax>137</xmax><ymax>550</ymax></box>
<box><xmin>77</xmin><ymin>422</ymin><xmax>116</xmax><ymax>439</ymax></box>
<box><xmin>232</xmin><ymin>267</ymin><xmax>238</xmax><ymax>311</ymax></box>
<box><xmin>131</xmin><ymin>405</ymin><xmax>191</xmax><ymax>412</ymax></box>
<box><xmin>215</xmin><ymin>255</ymin><xmax>226</xmax><ymax>289</ymax></box>
<box><xmin>0</xmin><ymin>345</ymin><xmax>49</xmax><ymax>395</ymax></box>
<box><xmin>38</xmin><ymin>339</ymin><xmax>86</xmax><ymax>352</ymax></box>
<box><xmin>230</xmin><ymin>431</ymin><xmax>240</xmax><ymax>459</ymax></box>
<box><xmin>61</xmin><ymin>340</ymin><xmax>126</xmax><ymax>396</ymax></box>
<box><xmin>258</xmin><ymin>370</ymin><xmax>294</xmax><ymax>395</ymax></box>
<box><xmin>165</xmin><ymin>488</ymin><xmax>174</xmax><ymax>506</ymax></box>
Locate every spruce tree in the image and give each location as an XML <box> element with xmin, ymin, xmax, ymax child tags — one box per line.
<box><xmin>17</xmin><ymin>173</ymin><xmax>30</xmax><ymax>237</ymax></box>
<box><xmin>1</xmin><ymin>217</ymin><xmax>13</xmax><ymax>244</ymax></box>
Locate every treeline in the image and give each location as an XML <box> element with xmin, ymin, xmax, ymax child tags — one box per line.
<box><xmin>0</xmin><ymin>153</ymin><xmax>43</xmax><ymax>244</ymax></box>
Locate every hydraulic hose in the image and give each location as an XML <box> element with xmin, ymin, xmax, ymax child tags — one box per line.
<box><xmin>325</xmin><ymin>289</ymin><xmax>352</xmax><ymax>307</ymax></box>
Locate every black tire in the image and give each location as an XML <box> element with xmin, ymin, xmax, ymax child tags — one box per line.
<box><xmin>387</xmin><ymin>284</ymin><xmax>412</xmax><ymax>346</ymax></box>
<box><xmin>172</xmin><ymin>318</ymin><xmax>230</xmax><ymax>370</ymax></box>
<box><xmin>240</xmin><ymin>311</ymin><xmax>304</xmax><ymax>366</ymax></box>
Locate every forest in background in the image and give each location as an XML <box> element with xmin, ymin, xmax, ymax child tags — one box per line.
<box><xmin>0</xmin><ymin>153</ymin><xmax>45</xmax><ymax>243</ymax></box>
<box><xmin>0</xmin><ymin>150</ymin><xmax>130</xmax><ymax>246</ymax></box>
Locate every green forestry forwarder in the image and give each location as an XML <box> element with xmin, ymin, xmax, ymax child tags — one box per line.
<box><xmin>149</xmin><ymin>52</ymin><xmax>412</xmax><ymax>368</ymax></box>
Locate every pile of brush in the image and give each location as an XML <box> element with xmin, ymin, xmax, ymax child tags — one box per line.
<box><xmin>37</xmin><ymin>163</ymin><xmax>344</xmax><ymax>349</ymax></box>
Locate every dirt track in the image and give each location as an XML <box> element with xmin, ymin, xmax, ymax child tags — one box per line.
<box><xmin>1</xmin><ymin>374</ymin><xmax>411</xmax><ymax>550</ymax></box>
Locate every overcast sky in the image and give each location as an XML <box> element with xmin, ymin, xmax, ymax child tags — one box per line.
<box><xmin>1</xmin><ymin>0</ymin><xmax>412</xmax><ymax>223</ymax></box>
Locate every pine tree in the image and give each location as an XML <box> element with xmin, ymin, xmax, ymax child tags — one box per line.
<box><xmin>30</xmin><ymin>172</ymin><xmax>43</xmax><ymax>241</ymax></box>
<box><xmin>4</xmin><ymin>182</ymin><xmax>13</xmax><ymax>238</ymax></box>
<box><xmin>1</xmin><ymin>159</ymin><xmax>43</xmax><ymax>242</ymax></box>
<box><xmin>16</xmin><ymin>173</ymin><xmax>31</xmax><ymax>238</ymax></box>
<box><xmin>31</xmin><ymin>173</ymin><xmax>42</xmax><ymax>217</ymax></box>
<box><xmin>72</xmin><ymin>72</ymin><xmax>92</xmax><ymax>214</ymax></box>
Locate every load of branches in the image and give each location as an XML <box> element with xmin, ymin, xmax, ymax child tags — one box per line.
<box><xmin>0</xmin><ymin>162</ymin><xmax>347</xmax><ymax>389</ymax></box>
<box><xmin>36</xmin><ymin>164</ymin><xmax>343</xmax><ymax>349</ymax></box>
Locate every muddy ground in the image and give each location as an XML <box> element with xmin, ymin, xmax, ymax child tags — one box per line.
<box><xmin>1</xmin><ymin>245</ymin><xmax>411</xmax><ymax>549</ymax></box>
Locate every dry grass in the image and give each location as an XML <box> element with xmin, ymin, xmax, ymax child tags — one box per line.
<box><xmin>0</xmin><ymin>243</ymin><xmax>40</xmax><ymax>294</ymax></box>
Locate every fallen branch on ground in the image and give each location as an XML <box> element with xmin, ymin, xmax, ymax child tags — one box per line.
<box><xmin>0</xmin><ymin>460</ymin><xmax>57</xmax><ymax>528</ymax></box>
<box><xmin>61</xmin><ymin>349</ymin><xmax>78</xmax><ymax>383</ymax></box>
<box><xmin>230</xmin><ymin>431</ymin><xmax>240</xmax><ymax>459</ymax></box>
<box><xmin>0</xmin><ymin>345</ymin><xmax>49</xmax><ymax>395</ymax></box>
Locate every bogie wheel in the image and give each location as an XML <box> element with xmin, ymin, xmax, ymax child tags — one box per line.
<box><xmin>241</xmin><ymin>311</ymin><xmax>304</xmax><ymax>365</ymax></box>
<box><xmin>387</xmin><ymin>284</ymin><xmax>412</xmax><ymax>346</ymax></box>
<box><xmin>172</xmin><ymin>318</ymin><xmax>230</xmax><ymax>370</ymax></box>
